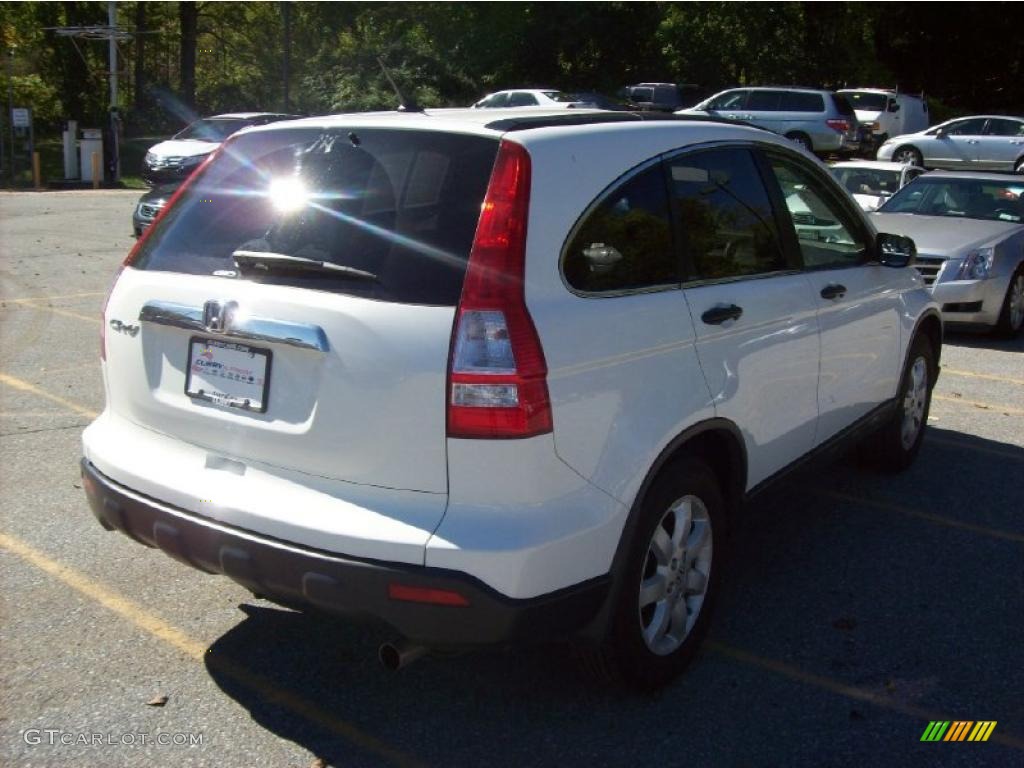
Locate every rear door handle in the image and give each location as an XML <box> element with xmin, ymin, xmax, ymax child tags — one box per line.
<box><xmin>701</xmin><ymin>304</ymin><xmax>743</xmax><ymax>325</ymax></box>
<box><xmin>820</xmin><ymin>284</ymin><xmax>847</xmax><ymax>300</ymax></box>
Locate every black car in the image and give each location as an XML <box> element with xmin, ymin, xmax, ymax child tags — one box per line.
<box><xmin>621</xmin><ymin>83</ymin><xmax>706</xmax><ymax>112</ymax></box>
<box><xmin>132</xmin><ymin>183</ymin><xmax>178</xmax><ymax>237</ymax></box>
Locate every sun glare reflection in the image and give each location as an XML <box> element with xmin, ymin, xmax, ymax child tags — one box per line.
<box><xmin>268</xmin><ymin>177</ymin><xmax>308</xmax><ymax>212</ymax></box>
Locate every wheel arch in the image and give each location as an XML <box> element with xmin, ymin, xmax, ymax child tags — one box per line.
<box><xmin>578</xmin><ymin>418</ymin><xmax>747</xmax><ymax>642</ymax></box>
<box><xmin>893</xmin><ymin>143</ymin><xmax>922</xmax><ymax>162</ymax></box>
<box><xmin>908</xmin><ymin>308</ymin><xmax>943</xmax><ymax>379</ymax></box>
<box><xmin>785</xmin><ymin>130</ymin><xmax>813</xmax><ymax>150</ymax></box>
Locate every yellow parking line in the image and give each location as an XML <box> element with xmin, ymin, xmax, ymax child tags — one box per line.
<box><xmin>5</xmin><ymin>291</ymin><xmax>105</xmax><ymax>303</ymax></box>
<box><xmin>0</xmin><ymin>531</ymin><xmax>424</xmax><ymax>768</ymax></box>
<box><xmin>4</xmin><ymin>301</ymin><xmax>99</xmax><ymax>324</ymax></box>
<box><xmin>0</xmin><ymin>411</ymin><xmax>83</xmax><ymax>418</ymax></box>
<box><xmin>709</xmin><ymin>642</ymin><xmax>1024</xmax><ymax>750</ymax></box>
<box><xmin>933</xmin><ymin>394</ymin><xmax>1024</xmax><ymax>416</ymax></box>
<box><xmin>0</xmin><ymin>372</ymin><xmax>99</xmax><ymax>419</ymax></box>
<box><xmin>821</xmin><ymin>490</ymin><xmax>1024</xmax><ymax>544</ymax></box>
<box><xmin>943</xmin><ymin>368</ymin><xmax>1024</xmax><ymax>386</ymax></box>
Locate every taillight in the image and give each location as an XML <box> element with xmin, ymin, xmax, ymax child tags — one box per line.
<box><xmin>826</xmin><ymin>119</ymin><xmax>850</xmax><ymax>133</ymax></box>
<box><xmin>447</xmin><ymin>140</ymin><xmax>552</xmax><ymax>439</ymax></box>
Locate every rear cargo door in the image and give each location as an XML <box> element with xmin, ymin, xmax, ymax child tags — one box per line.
<box><xmin>106</xmin><ymin>126</ymin><xmax>500</xmax><ymax>494</ymax></box>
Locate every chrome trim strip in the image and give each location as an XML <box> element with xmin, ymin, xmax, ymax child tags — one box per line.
<box><xmin>139</xmin><ymin>301</ymin><xmax>329</xmax><ymax>352</ymax></box>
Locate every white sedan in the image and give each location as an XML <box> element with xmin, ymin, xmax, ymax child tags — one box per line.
<box><xmin>472</xmin><ymin>89</ymin><xmax>582</xmax><ymax>109</ymax></box>
<box><xmin>830</xmin><ymin>160</ymin><xmax>925</xmax><ymax>211</ymax></box>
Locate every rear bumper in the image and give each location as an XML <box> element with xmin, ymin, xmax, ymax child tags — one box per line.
<box><xmin>81</xmin><ymin>459</ymin><xmax>609</xmax><ymax>647</ymax></box>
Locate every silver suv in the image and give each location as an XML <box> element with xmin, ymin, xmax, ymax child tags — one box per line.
<box><xmin>680</xmin><ymin>87</ymin><xmax>861</xmax><ymax>156</ymax></box>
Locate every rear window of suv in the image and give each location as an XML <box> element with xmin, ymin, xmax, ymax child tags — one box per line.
<box><xmin>132</xmin><ymin>128</ymin><xmax>499</xmax><ymax>306</ymax></box>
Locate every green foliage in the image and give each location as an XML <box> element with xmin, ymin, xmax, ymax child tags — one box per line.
<box><xmin>2</xmin><ymin>0</ymin><xmax>1022</xmax><ymax>139</ymax></box>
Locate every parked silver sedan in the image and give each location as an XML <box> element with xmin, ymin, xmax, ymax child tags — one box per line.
<box><xmin>871</xmin><ymin>172</ymin><xmax>1024</xmax><ymax>335</ymax></box>
<box><xmin>877</xmin><ymin>115</ymin><xmax>1024</xmax><ymax>173</ymax></box>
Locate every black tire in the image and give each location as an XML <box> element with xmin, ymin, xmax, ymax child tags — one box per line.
<box><xmin>588</xmin><ymin>458</ymin><xmax>726</xmax><ymax>691</ymax></box>
<box><xmin>786</xmin><ymin>132</ymin><xmax>813</xmax><ymax>152</ymax></box>
<box><xmin>994</xmin><ymin>267</ymin><xmax>1024</xmax><ymax>338</ymax></box>
<box><xmin>861</xmin><ymin>335</ymin><xmax>935</xmax><ymax>472</ymax></box>
<box><xmin>892</xmin><ymin>145</ymin><xmax>923</xmax><ymax>167</ymax></box>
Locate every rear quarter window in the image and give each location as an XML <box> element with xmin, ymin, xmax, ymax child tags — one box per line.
<box><xmin>562</xmin><ymin>164</ymin><xmax>676</xmax><ymax>293</ymax></box>
<box><xmin>131</xmin><ymin>128</ymin><xmax>499</xmax><ymax>306</ymax></box>
<box><xmin>830</xmin><ymin>94</ymin><xmax>855</xmax><ymax>116</ymax></box>
<box><xmin>780</xmin><ymin>92</ymin><xmax>825</xmax><ymax>112</ymax></box>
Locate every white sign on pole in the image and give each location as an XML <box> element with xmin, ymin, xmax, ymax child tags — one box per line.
<box><xmin>12</xmin><ymin>108</ymin><xmax>30</xmax><ymax>128</ymax></box>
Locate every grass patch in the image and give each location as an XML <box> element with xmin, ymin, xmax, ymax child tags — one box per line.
<box><xmin>3</xmin><ymin>134</ymin><xmax>168</xmax><ymax>189</ymax></box>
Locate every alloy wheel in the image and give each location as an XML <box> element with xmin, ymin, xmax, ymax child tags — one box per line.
<box><xmin>901</xmin><ymin>356</ymin><xmax>929</xmax><ymax>450</ymax></box>
<box><xmin>638</xmin><ymin>495</ymin><xmax>713</xmax><ymax>656</ymax></box>
<box><xmin>895</xmin><ymin>148</ymin><xmax>920</xmax><ymax>165</ymax></box>
<box><xmin>1009</xmin><ymin>274</ymin><xmax>1024</xmax><ymax>331</ymax></box>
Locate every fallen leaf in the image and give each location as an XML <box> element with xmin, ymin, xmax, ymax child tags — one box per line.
<box><xmin>832</xmin><ymin>617</ymin><xmax>857</xmax><ymax>631</ymax></box>
<box><xmin>146</xmin><ymin>694</ymin><xmax>168</xmax><ymax>707</ymax></box>
<box><xmin>311</xmin><ymin>758</ymin><xmax>327</xmax><ymax>768</ymax></box>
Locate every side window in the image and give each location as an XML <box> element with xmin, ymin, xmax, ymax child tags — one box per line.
<box><xmin>985</xmin><ymin>119</ymin><xmax>1024</xmax><ymax>137</ymax></box>
<box><xmin>747</xmin><ymin>91</ymin><xmax>782</xmax><ymax>111</ymax></box>
<box><xmin>945</xmin><ymin>119</ymin><xmax>987</xmax><ymax>136</ymax></box>
<box><xmin>667</xmin><ymin>148</ymin><xmax>786</xmax><ymax>281</ymax></box>
<box><xmin>708</xmin><ymin>90</ymin><xmax>748</xmax><ymax>111</ymax></box>
<box><xmin>766</xmin><ymin>155</ymin><xmax>869</xmax><ymax>269</ymax></box>
<box><xmin>563</xmin><ymin>165</ymin><xmax>676</xmax><ymax>293</ymax></box>
<box><xmin>486</xmin><ymin>93</ymin><xmax>509</xmax><ymax>108</ymax></box>
<box><xmin>780</xmin><ymin>92</ymin><xmax>825</xmax><ymax>112</ymax></box>
<box><xmin>508</xmin><ymin>92</ymin><xmax>538</xmax><ymax>107</ymax></box>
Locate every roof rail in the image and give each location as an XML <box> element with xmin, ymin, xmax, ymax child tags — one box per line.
<box><xmin>485</xmin><ymin>111</ymin><xmax>767</xmax><ymax>133</ymax></box>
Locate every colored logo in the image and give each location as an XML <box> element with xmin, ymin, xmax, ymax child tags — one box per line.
<box><xmin>921</xmin><ymin>721</ymin><xmax>997</xmax><ymax>742</ymax></box>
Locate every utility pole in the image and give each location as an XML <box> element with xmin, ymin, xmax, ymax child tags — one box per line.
<box><xmin>282</xmin><ymin>2</ymin><xmax>291</xmax><ymax>113</ymax></box>
<box><xmin>108</xmin><ymin>1</ymin><xmax>120</xmax><ymax>181</ymax></box>
<box><xmin>6</xmin><ymin>48</ymin><xmax>14</xmax><ymax>186</ymax></box>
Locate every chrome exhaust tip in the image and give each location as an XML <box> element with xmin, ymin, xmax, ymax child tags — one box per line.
<box><xmin>378</xmin><ymin>639</ymin><xmax>428</xmax><ymax>671</ymax></box>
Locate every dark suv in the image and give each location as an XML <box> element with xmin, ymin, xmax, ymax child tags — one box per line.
<box><xmin>622</xmin><ymin>83</ymin><xmax>704</xmax><ymax>113</ymax></box>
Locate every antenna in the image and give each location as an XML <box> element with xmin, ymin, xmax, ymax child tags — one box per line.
<box><xmin>377</xmin><ymin>56</ymin><xmax>422</xmax><ymax>113</ymax></box>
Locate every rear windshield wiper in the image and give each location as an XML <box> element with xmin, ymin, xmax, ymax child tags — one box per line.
<box><xmin>232</xmin><ymin>250</ymin><xmax>378</xmax><ymax>281</ymax></box>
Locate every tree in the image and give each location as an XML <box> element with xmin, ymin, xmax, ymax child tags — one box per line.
<box><xmin>179</xmin><ymin>0</ymin><xmax>198</xmax><ymax>110</ymax></box>
<box><xmin>134</xmin><ymin>1</ymin><xmax>146</xmax><ymax>111</ymax></box>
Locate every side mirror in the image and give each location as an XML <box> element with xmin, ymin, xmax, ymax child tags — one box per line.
<box><xmin>888</xmin><ymin>102</ymin><xmax>901</xmax><ymax>113</ymax></box>
<box><xmin>876</xmin><ymin>233</ymin><xmax>916</xmax><ymax>267</ymax></box>
<box><xmin>935</xmin><ymin>127</ymin><xmax>947</xmax><ymax>138</ymax></box>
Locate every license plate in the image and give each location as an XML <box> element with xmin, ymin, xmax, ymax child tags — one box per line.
<box><xmin>186</xmin><ymin>337</ymin><xmax>271</xmax><ymax>413</ymax></box>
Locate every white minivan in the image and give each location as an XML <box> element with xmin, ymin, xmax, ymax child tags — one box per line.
<box><xmin>838</xmin><ymin>89</ymin><xmax>929</xmax><ymax>148</ymax></box>
<box><xmin>82</xmin><ymin>109</ymin><xmax>941</xmax><ymax>688</ymax></box>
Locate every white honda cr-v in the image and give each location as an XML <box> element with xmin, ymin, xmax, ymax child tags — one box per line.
<box><xmin>82</xmin><ymin>109</ymin><xmax>941</xmax><ymax>689</ymax></box>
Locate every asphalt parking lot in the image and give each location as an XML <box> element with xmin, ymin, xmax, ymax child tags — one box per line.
<box><xmin>1</xmin><ymin>190</ymin><xmax>1022</xmax><ymax>767</ymax></box>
